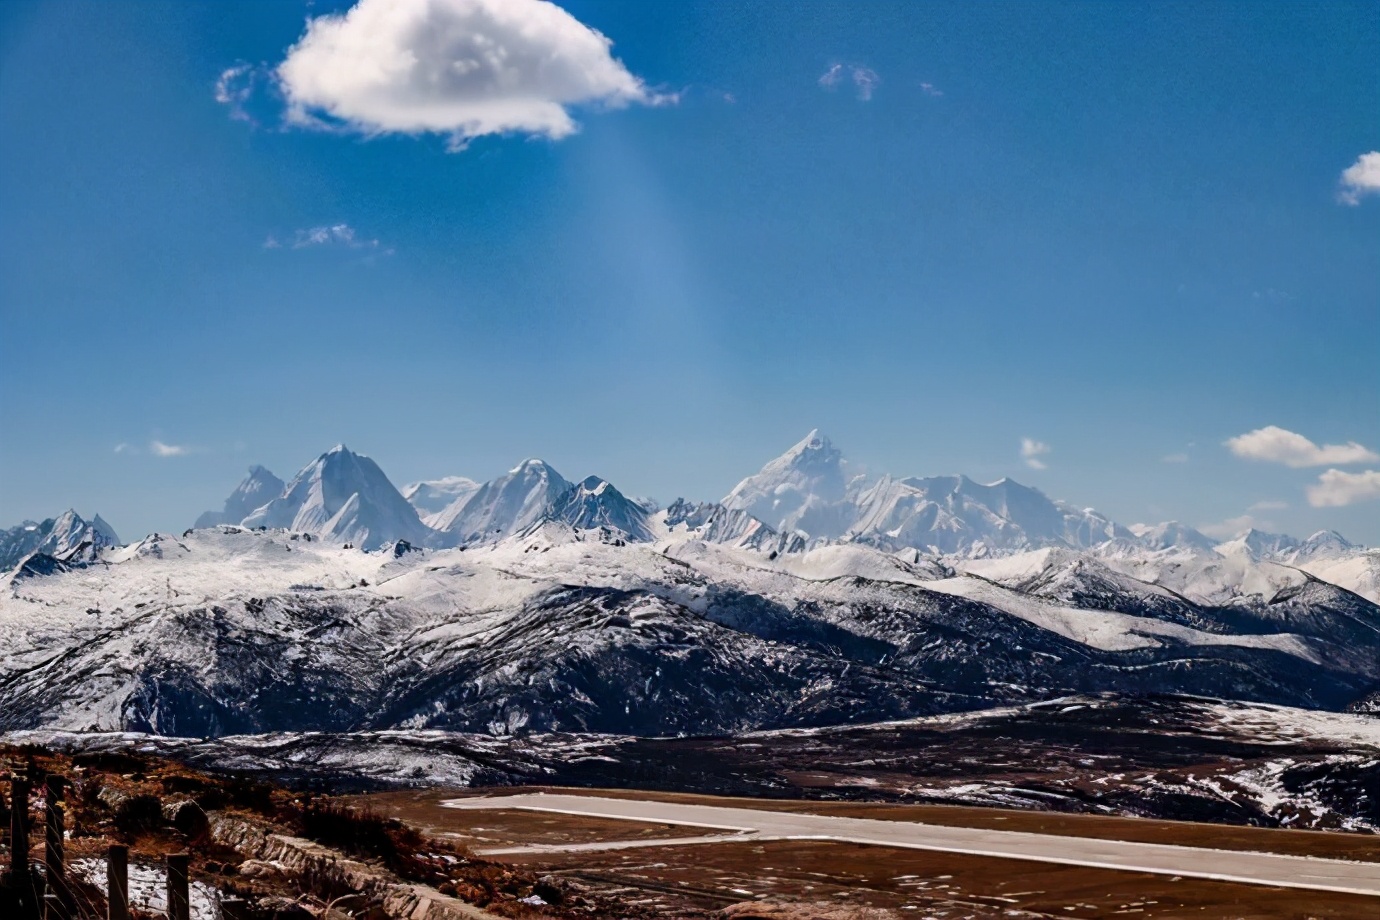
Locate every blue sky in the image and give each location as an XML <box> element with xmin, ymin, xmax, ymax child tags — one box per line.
<box><xmin>1</xmin><ymin>0</ymin><xmax>1377</xmax><ymax>543</ymax></box>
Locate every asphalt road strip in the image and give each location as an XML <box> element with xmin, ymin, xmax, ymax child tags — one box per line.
<box><xmin>442</xmin><ymin>792</ymin><xmax>1380</xmax><ymax>897</ymax></box>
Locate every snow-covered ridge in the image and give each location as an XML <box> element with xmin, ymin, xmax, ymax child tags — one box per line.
<box><xmin>3</xmin><ymin>433</ymin><xmax>1378</xmax><ymax>741</ymax></box>
<box><xmin>14</xmin><ymin>432</ymin><xmax>1380</xmax><ymax>607</ymax></box>
<box><xmin>2</xmin><ymin>522</ymin><xmax>1377</xmax><ymax>739</ymax></box>
<box><xmin>0</xmin><ymin>510</ymin><xmax>119</xmax><ymax>572</ymax></box>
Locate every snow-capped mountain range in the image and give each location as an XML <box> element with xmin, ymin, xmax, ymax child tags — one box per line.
<box><xmin>2</xmin><ymin>432</ymin><xmax>1377</xmax><ymax>738</ymax></box>
<box><xmin>0</xmin><ymin>510</ymin><xmax>120</xmax><ymax>572</ymax></box>
<box><xmin>156</xmin><ymin>430</ymin><xmax>1368</xmax><ymax>568</ymax></box>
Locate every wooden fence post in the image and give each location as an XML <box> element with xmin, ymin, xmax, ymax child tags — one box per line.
<box><xmin>106</xmin><ymin>844</ymin><xmax>129</xmax><ymax>920</ymax></box>
<box><xmin>43</xmin><ymin>777</ymin><xmax>68</xmax><ymax>920</ymax></box>
<box><xmin>9</xmin><ymin>775</ymin><xmax>33</xmax><ymax>916</ymax></box>
<box><xmin>166</xmin><ymin>852</ymin><xmax>190</xmax><ymax>920</ymax></box>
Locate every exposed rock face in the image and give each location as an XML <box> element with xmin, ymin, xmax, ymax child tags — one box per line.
<box><xmin>209</xmin><ymin>814</ymin><xmax>493</xmax><ymax>920</ymax></box>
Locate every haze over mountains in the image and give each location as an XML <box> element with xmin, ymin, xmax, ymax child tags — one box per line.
<box><xmin>2</xmin><ymin>431</ymin><xmax>1377</xmax><ymax>739</ymax></box>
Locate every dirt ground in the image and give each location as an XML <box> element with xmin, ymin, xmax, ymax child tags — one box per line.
<box><xmin>365</xmin><ymin>785</ymin><xmax>1380</xmax><ymax>862</ymax></box>
<box><xmin>508</xmin><ymin>838</ymin><xmax>1380</xmax><ymax>919</ymax></box>
<box><xmin>347</xmin><ymin>787</ymin><xmax>1380</xmax><ymax>919</ymax></box>
<box><xmin>349</xmin><ymin>788</ymin><xmax>726</xmax><ymax>849</ymax></box>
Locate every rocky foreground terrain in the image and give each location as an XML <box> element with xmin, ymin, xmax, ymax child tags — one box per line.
<box><xmin>17</xmin><ymin>694</ymin><xmax>1380</xmax><ymax>833</ymax></box>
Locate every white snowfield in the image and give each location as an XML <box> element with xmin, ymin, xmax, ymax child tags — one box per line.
<box><xmin>921</xmin><ymin>573</ymin><xmax>1322</xmax><ymax>658</ymax></box>
<box><xmin>3</xmin><ymin>432</ymin><xmax>1378</xmax><ymax>736</ymax></box>
<box><xmin>1</xmin><ymin>506</ymin><xmax>1378</xmax><ymax>733</ymax></box>
<box><xmin>445</xmin><ymin>793</ymin><xmax>1380</xmax><ymax>897</ymax></box>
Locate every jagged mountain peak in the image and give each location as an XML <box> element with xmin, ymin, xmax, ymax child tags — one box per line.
<box><xmin>195</xmin><ymin>465</ymin><xmax>286</xmax><ymax>530</ymax></box>
<box><xmin>433</xmin><ymin>457</ymin><xmax>572</xmax><ymax>544</ymax></box>
<box><xmin>722</xmin><ymin>430</ymin><xmax>850</xmax><ymax>535</ymax></box>
<box><xmin>240</xmin><ymin>445</ymin><xmax>426</xmax><ymax>550</ymax></box>
<box><xmin>1218</xmin><ymin>528</ymin><xmax>1300</xmax><ymax>560</ymax></box>
<box><xmin>0</xmin><ymin>510</ymin><xmax>121</xmax><ymax>572</ymax></box>
<box><xmin>1132</xmin><ymin>520</ymin><xmax>1218</xmax><ymax>553</ymax></box>
<box><xmin>550</xmin><ymin>475</ymin><xmax>653</xmax><ymax>541</ymax></box>
<box><xmin>1294</xmin><ymin>530</ymin><xmax>1355</xmax><ymax>557</ymax></box>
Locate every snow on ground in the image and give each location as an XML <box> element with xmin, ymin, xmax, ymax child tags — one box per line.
<box><xmin>0</xmin><ymin>523</ymin><xmax>1345</xmax><ymax>675</ymax></box>
<box><xmin>1201</xmin><ymin>700</ymin><xmax>1380</xmax><ymax>750</ymax></box>
<box><xmin>921</xmin><ymin>574</ymin><xmax>1321</xmax><ymax>660</ymax></box>
<box><xmin>1296</xmin><ymin>551</ymin><xmax>1380</xmax><ymax>605</ymax></box>
<box><xmin>73</xmin><ymin>858</ymin><xmax>219</xmax><ymax>920</ymax></box>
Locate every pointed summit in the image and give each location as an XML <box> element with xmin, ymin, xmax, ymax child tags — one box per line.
<box><xmin>241</xmin><ymin>446</ymin><xmax>427</xmax><ymax>549</ymax></box>
<box><xmin>1217</xmin><ymin>528</ymin><xmax>1300</xmax><ymax>560</ymax></box>
<box><xmin>550</xmin><ymin>475</ymin><xmax>654</xmax><ymax>541</ymax></box>
<box><xmin>1134</xmin><ymin>521</ymin><xmax>1217</xmax><ymax>553</ymax></box>
<box><xmin>0</xmin><ymin>510</ymin><xmax>120</xmax><ymax>571</ymax></box>
<box><xmin>433</xmin><ymin>457</ymin><xmax>571</xmax><ymax>544</ymax></box>
<box><xmin>722</xmin><ymin>430</ymin><xmax>850</xmax><ymax>535</ymax></box>
<box><xmin>194</xmin><ymin>465</ymin><xmax>286</xmax><ymax>529</ymax></box>
<box><xmin>1288</xmin><ymin>530</ymin><xmax>1354</xmax><ymax>561</ymax></box>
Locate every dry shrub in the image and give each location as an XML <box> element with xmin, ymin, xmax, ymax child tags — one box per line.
<box><xmin>293</xmin><ymin>802</ymin><xmax>433</xmax><ymax>880</ymax></box>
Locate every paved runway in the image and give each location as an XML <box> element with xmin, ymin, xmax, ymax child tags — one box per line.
<box><xmin>444</xmin><ymin>792</ymin><xmax>1380</xmax><ymax>897</ymax></box>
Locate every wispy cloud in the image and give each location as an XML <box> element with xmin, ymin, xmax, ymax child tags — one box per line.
<box><xmin>214</xmin><ymin>63</ymin><xmax>259</xmax><ymax>124</ymax></box>
<box><xmin>1248</xmin><ymin>499</ymin><xmax>1289</xmax><ymax>512</ymax></box>
<box><xmin>1307</xmin><ymin>469</ymin><xmax>1380</xmax><ymax>507</ymax></box>
<box><xmin>150</xmin><ymin>440</ymin><xmax>190</xmax><ymax>457</ymax></box>
<box><xmin>1161</xmin><ymin>452</ymin><xmax>1189</xmax><ymax>464</ymax></box>
<box><xmin>293</xmin><ymin>224</ymin><xmax>375</xmax><ymax>249</ymax></box>
<box><xmin>113</xmin><ymin>442</ymin><xmax>134</xmax><ymax>455</ymax></box>
<box><xmin>1339</xmin><ymin>151</ymin><xmax>1380</xmax><ymax>205</ymax></box>
<box><xmin>920</xmin><ymin>82</ymin><xmax>943</xmax><ymax>98</ymax></box>
<box><xmin>266</xmin><ymin>224</ymin><xmax>393</xmax><ymax>255</ymax></box>
<box><xmin>819</xmin><ymin>63</ymin><xmax>880</xmax><ymax>101</ymax></box>
<box><xmin>1020</xmin><ymin>437</ymin><xmax>1051</xmax><ymax>470</ymax></box>
<box><xmin>1224</xmin><ymin>425</ymin><xmax>1377</xmax><ymax>468</ymax></box>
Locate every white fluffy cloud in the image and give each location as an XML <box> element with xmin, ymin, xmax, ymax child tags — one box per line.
<box><xmin>819</xmin><ymin>64</ymin><xmax>880</xmax><ymax>101</ymax></box>
<box><xmin>1020</xmin><ymin>438</ymin><xmax>1051</xmax><ymax>470</ymax></box>
<box><xmin>1224</xmin><ymin>425</ymin><xmax>1378</xmax><ymax>468</ymax></box>
<box><xmin>1339</xmin><ymin>151</ymin><xmax>1380</xmax><ymax>205</ymax></box>
<box><xmin>1307</xmin><ymin>469</ymin><xmax>1380</xmax><ymax>507</ymax></box>
<box><xmin>275</xmin><ymin>0</ymin><xmax>662</xmax><ymax>148</ymax></box>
